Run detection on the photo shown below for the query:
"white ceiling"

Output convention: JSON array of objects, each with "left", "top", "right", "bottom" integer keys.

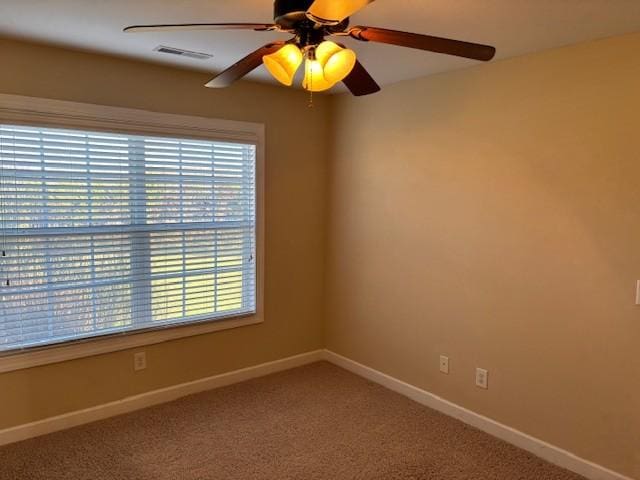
[{"left": 1, "top": 0, "right": 640, "bottom": 92}]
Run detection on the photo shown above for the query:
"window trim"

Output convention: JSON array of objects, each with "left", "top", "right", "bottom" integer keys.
[{"left": 0, "top": 94, "right": 265, "bottom": 373}]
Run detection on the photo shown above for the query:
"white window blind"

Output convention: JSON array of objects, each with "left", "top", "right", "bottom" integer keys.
[{"left": 0, "top": 123, "right": 256, "bottom": 353}]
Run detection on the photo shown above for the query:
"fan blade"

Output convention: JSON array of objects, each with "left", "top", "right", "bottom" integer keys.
[
  {"left": 307, "top": 0, "right": 375, "bottom": 23},
  {"left": 124, "top": 23, "right": 277, "bottom": 33},
  {"left": 349, "top": 26, "right": 496, "bottom": 61},
  {"left": 205, "top": 42, "right": 285, "bottom": 88},
  {"left": 342, "top": 60, "right": 381, "bottom": 96}
]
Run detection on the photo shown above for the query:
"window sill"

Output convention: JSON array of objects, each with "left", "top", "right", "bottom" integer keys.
[{"left": 0, "top": 314, "right": 263, "bottom": 374}]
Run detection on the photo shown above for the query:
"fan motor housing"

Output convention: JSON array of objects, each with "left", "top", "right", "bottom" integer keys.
[{"left": 274, "top": 0, "right": 315, "bottom": 28}]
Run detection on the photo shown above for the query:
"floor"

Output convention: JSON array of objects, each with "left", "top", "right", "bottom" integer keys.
[{"left": 0, "top": 362, "right": 585, "bottom": 480}]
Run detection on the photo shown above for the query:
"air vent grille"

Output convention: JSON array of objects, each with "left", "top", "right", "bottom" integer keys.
[{"left": 154, "top": 45, "right": 212, "bottom": 60}]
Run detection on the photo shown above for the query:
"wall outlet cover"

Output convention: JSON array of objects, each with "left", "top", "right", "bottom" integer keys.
[
  {"left": 133, "top": 352, "right": 147, "bottom": 371},
  {"left": 476, "top": 368, "right": 488, "bottom": 389},
  {"left": 439, "top": 355, "right": 450, "bottom": 374}
]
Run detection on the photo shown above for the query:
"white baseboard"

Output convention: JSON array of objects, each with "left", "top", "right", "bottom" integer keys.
[
  {"left": 0, "top": 349, "right": 324, "bottom": 447},
  {"left": 0, "top": 348, "right": 633, "bottom": 480},
  {"left": 323, "top": 350, "right": 634, "bottom": 480}
]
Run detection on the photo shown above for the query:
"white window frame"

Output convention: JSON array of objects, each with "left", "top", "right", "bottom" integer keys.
[{"left": 0, "top": 94, "right": 265, "bottom": 373}]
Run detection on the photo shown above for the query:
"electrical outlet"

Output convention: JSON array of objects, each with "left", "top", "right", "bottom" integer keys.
[
  {"left": 476, "top": 368, "right": 488, "bottom": 389},
  {"left": 439, "top": 355, "right": 450, "bottom": 374},
  {"left": 133, "top": 352, "right": 147, "bottom": 371}
]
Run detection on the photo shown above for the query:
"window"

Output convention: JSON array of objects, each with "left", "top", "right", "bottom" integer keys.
[{"left": 0, "top": 123, "right": 257, "bottom": 354}]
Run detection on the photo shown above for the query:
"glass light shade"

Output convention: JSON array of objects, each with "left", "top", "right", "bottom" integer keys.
[
  {"left": 263, "top": 44, "right": 303, "bottom": 86},
  {"left": 302, "top": 59, "right": 334, "bottom": 92},
  {"left": 307, "top": 0, "right": 372, "bottom": 24},
  {"left": 315, "top": 41, "right": 356, "bottom": 84}
]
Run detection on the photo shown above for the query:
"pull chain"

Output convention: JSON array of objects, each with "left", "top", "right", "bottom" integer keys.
[
  {"left": 307, "top": 50, "right": 314, "bottom": 109},
  {"left": 308, "top": 56, "right": 314, "bottom": 108}
]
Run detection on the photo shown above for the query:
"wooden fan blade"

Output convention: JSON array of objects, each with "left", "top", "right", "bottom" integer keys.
[
  {"left": 205, "top": 42, "right": 285, "bottom": 89},
  {"left": 349, "top": 26, "right": 496, "bottom": 61},
  {"left": 342, "top": 60, "right": 381, "bottom": 96},
  {"left": 124, "top": 23, "right": 277, "bottom": 33},
  {"left": 307, "top": 0, "right": 375, "bottom": 23}
]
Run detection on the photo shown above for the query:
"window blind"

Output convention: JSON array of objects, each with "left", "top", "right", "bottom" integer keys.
[{"left": 0, "top": 123, "right": 256, "bottom": 353}]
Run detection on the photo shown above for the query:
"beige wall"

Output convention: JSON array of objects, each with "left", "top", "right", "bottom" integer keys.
[
  {"left": 0, "top": 38, "right": 329, "bottom": 429},
  {"left": 1, "top": 30, "right": 639, "bottom": 479},
  {"left": 326, "top": 32, "right": 640, "bottom": 478}
]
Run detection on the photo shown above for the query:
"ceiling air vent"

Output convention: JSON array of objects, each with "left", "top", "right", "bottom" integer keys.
[{"left": 153, "top": 45, "right": 212, "bottom": 60}]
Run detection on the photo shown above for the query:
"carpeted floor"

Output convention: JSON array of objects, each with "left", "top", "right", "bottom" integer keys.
[{"left": 0, "top": 362, "right": 585, "bottom": 480}]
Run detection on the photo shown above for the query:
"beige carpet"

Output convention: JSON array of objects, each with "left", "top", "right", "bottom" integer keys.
[{"left": 0, "top": 362, "right": 585, "bottom": 480}]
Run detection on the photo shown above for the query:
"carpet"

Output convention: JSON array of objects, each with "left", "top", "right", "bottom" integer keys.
[{"left": 0, "top": 361, "right": 585, "bottom": 479}]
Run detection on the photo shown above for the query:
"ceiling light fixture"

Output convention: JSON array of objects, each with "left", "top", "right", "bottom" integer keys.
[{"left": 263, "top": 41, "right": 356, "bottom": 93}]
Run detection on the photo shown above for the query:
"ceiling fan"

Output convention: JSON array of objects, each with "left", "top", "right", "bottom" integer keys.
[{"left": 124, "top": 0, "right": 496, "bottom": 96}]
